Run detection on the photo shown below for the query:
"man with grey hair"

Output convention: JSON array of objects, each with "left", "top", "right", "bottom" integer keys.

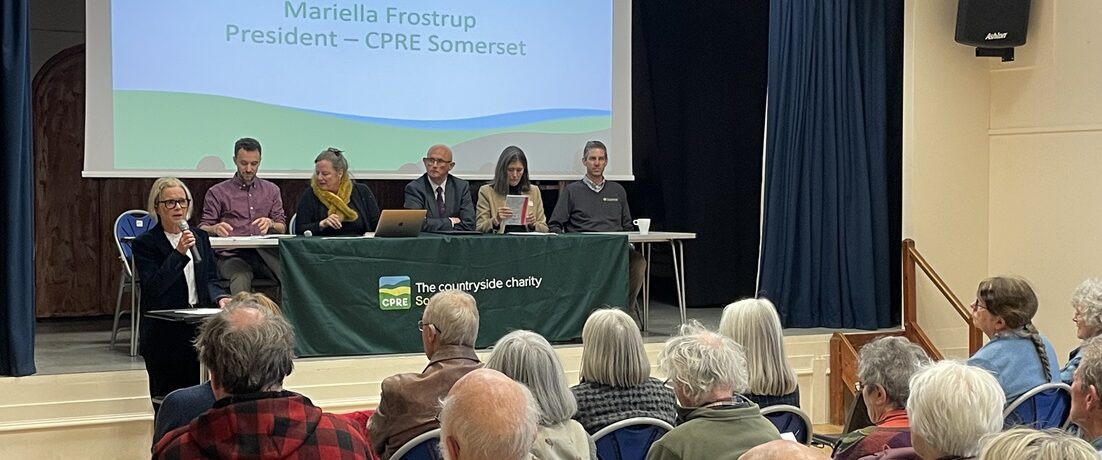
[
  {"left": 741, "top": 440, "right": 828, "bottom": 460},
  {"left": 647, "top": 322, "right": 780, "bottom": 460},
  {"left": 907, "top": 360, "right": 1005, "bottom": 460},
  {"left": 833, "top": 336, "right": 931, "bottom": 460},
  {"left": 368, "top": 289, "right": 482, "bottom": 459},
  {"left": 404, "top": 144, "right": 476, "bottom": 231},
  {"left": 153, "top": 305, "right": 368, "bottom": 459},
  {"left": 1069, "top": 335, "right": 1102, "bottom": 452},
  {"left": 440, "top": 368, "right": 540, "bottom": 460}
]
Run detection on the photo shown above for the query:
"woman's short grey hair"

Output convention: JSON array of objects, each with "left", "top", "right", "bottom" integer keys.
[
  {"left": 315, "top": 147, "right": 350, "bottom": 176},
  {"left": 978, "top": 428, "right": 1098, "bottom": 460},
  {"left": 719, "top": 298, "right": 798, "bottom": 396},
  {"left": 486, "top": 330, "right": 577, "bottom": 425},
  {"left": 423, "top": 290, "right": 479, "bottom": 347},
  {"left": 1072, "top": 278, "right": 1102, "bottom": 332},
  {"left": 657, "top": 321, "right": 749, "bottom": 406},
  {"left": 1077, "top": 336, "right": 1102, "bottom": 389},
  {"left": 146, "top": 177, "right": 193, "bottom": 222},
  {"left": 857, "top": 336, "right": 931, "bottom": 408},
  {"left": 908, "top": 360, "right": 1005, "bottom": 458},
  {"left": 579, "top": 308, "right": 651, "bottom": 387},
  {"left": 195, "top": 305, "right": 296, "bottom": 394}
]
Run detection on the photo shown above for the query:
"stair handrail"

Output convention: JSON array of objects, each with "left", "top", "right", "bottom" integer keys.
[{"left": 902, "top": 239, "right": 983, "bottom": 354}]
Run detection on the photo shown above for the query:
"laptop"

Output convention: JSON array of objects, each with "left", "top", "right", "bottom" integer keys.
[{"left": 374, "top": 209, "right": 426, "bottom": 237}]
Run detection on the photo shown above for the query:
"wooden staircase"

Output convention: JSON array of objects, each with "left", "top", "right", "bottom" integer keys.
[{"left": 827, "top": 239, "right": 984, "bottom": 425}]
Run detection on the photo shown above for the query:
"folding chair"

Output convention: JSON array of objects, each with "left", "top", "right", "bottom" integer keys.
[
  {"left": 591, "top": 417, "right": 673, "bottom": 460},
  {"left": 112, "top": 209, "right": 153, "bottom": 356},
  {"left": 1003, "top": 382, "right": 1072, "bottom": 429},
  {"left": 761, "top": 404, "right": 814, "bottom": 445},
  {"left": 391, "top": 428, "right": 442, "bottom": 460}
]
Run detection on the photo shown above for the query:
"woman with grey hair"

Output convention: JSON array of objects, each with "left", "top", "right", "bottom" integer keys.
[
  {"left": 486, "top": 330, "right": 596, "bottom": 460},
  {"left": 571, "top": 309, "right": 676, "bottom": 433},
  {"left": 1061, "top": 278, "right": 1102, "bottom": 384},
  {"left": 719, "top": 298, "right": 800, "bottom": 408},
  {"left": 908, "top": 360, "right": 1005, "bottom": 460},
  {"left": 646, "top": 322, "right": 780, "bottom": 460},
  {"left": 978, "top": 428, "right": 1097, "bottom": 460},
  {"left": 832, "top": 336, "right": 931, "bottom": 460}
]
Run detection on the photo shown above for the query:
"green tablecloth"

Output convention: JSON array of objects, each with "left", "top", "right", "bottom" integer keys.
[{"left": 280, "top": 233, "right": 629, "bottom": 356}]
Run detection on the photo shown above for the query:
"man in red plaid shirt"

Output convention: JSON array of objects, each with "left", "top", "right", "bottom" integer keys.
[{"left": 153, "top": 305, "right": 368, "bottom": 459}]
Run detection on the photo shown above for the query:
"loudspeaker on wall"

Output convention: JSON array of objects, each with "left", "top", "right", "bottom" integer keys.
[{"left": 955, "top": 0, "right": 1031, "bottom": 48}]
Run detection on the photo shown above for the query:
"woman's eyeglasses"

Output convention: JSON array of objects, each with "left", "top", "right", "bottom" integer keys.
[{"left": 158, "top": 198, "right": 191, "bottom": 209}]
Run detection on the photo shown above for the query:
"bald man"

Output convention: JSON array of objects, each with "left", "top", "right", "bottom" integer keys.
[
  {"left": 404, "top": 144, "right": 476, "bottom": 231},
  {"left": 741, "top": 440, "right": 828, "bottom": 460},
  {"left": 438, "top": 369, "right": 540, "bottom": 460}
]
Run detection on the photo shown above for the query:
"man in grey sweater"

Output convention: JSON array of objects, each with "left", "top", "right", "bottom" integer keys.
[{"left": 548, "top": 140, "right": 646, "bottom": 325}]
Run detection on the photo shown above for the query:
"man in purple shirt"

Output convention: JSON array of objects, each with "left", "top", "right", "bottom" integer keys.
[{"left": 199, "top": 138, "right": 286, "bottom": 294}]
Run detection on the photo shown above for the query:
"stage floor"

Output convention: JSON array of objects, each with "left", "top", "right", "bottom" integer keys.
[{"left": 34, "top": 301, "right": 864, "bottom": 375}]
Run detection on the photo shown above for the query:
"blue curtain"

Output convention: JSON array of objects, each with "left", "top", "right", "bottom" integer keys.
[
  {"left": 758, "top": 0, "right": 901, "bottom": 329},
  {"left": 0, "top": 0, "right": 36, "bottom": 376}
]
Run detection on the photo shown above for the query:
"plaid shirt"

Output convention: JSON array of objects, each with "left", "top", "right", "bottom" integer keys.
[{"left": 153, "top": 391, "right": 368, "bottom": 460}]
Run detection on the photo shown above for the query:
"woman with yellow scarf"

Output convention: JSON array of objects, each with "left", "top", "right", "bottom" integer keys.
[{"left": 294, "top": 148, "right": 381, "bottom": 236}]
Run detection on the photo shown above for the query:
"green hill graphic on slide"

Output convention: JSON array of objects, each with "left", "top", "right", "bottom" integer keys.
[{"left": 378, "top": 276, "right": 412, "bottom": 310}]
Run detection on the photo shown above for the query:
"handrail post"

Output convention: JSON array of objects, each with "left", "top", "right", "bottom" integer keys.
[{"left": 903, "top": 239, "right": 917, "bottom": 325}]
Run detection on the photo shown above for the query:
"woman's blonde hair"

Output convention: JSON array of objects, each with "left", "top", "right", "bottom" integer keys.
[
  {"left": 145, "top": 177, "right": 193, "bottom": 223},
  {"left": 718, "top": 298, "right": 797, "bottom": 396},
  {"left": 579, "top": 308, "right": 650, "bottom": 387},
  {"left": 979, "top": 428, "right": 1097, "bottom": 460}
]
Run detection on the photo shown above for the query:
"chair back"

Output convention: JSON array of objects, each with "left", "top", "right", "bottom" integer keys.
[
  {"left": 288, "top": 213, "right": 297, "bottom": 234},
  {"left": 391, "top": 427, "right": 443, "bottom": 460},
  {"left": 591, "top": 417, "right": 673, "bottom": 460},
  {"left": 114, "top": 210, "right": 154, "bottom": 277},
  {"left": 1003, "top": 382, "right": 1072, "bottom": 429},
  {"left": 760, "top": 404, "right": 813, "bottom": 445}
]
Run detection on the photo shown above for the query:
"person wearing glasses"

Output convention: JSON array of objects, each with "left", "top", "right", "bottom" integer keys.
[
  {"left": 294, "top": 147, "right": 381, "bottom": 236},
  {"left": 403, "top": 144, "right": 476, "bottom": 232},
  {"left": 367, "top": 289, "right": 482, "bottom": 459},
  {"left": 132, "top": 177, "right": 231, "bottom": 407},
  {"left": 1061, "top": 278, "right": 1102, "bottom": 385}
]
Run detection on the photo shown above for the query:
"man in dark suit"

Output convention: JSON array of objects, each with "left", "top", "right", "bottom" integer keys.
[{"left": 404, "top": 144, "right": 476, "bottom": 231}]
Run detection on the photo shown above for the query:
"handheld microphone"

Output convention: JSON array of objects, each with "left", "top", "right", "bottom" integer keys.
[{"left": 177, "top": 220, "right": 203, "bottom": 263}]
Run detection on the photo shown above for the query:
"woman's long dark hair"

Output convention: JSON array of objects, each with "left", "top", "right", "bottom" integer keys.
[
  {"left": 978, "top": 276, "right": 1050, "bottom": 380},
  {"left": 490, "top": 146, "right": 531, "bottom": 196}
]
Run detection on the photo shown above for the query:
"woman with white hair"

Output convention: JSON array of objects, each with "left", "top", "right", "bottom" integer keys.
[
  {"left": 832, "top": 336, "right": 931, "bottom": 460},
  {"left": 908, "top": 360, "right": 1005, "bottom": 460},
  {"left": 719, "top": 298, "right": 800, "bottom": 408},
  {"left": 646, "top": 322, "right": 780, "bottom": 460},
  {"left": 1061, "top": 278, "right": 1102, "bottom": 384},
  {"left": 571, "top": 309, "right": 677, "bottom": 433},
  {"left": 978, "top": 428, "right": 1097, "bottom": 460},
  {"left": 486, "top": 330, "right": 596, "bottom": 460}
]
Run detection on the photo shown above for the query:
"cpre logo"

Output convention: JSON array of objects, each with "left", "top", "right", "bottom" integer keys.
[{"left": 379, "top": 276, "right": 412, "bottom": 310}]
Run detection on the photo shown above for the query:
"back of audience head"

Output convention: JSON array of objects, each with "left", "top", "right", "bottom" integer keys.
[
  {"left": 1070, "top": 336, "right": 1102, "bottom": 437},
  {"left": 486, "top": 330, "right": 577, "bottom": 425},
  {"left": 196, "top": 305, "right": 295, "bottom": 397},
  {"left": 907, "top": 360, "right": 1004, "bottom": 459},
  {"left": 658, "top": 321, "right": 748, "bottom": 406},
  {"left": 719, "top": 298, "right": 797, "bottom": 396},
  {"left": 579, "top": 308, "right": 650, "bottom": 387},
  {"left": 978, "top": 428, "right": 1097, "bottom": 460},
  {"left": 439, "top": 368, "right": 539, "bottom": 460},
  {"left": 857, "top": 336, "right": 931, "bottom": 418},
  {"left": 741, "top": 439, "right": 828, "bottom": 460},
  {"left": 227, "top": 291, "right": 281, "bottom": 316},
  {"left": 421, "top": 289, "right": 479, "bottom": 350}
]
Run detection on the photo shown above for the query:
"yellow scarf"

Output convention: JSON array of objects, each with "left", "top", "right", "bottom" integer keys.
[{"left": 310, "top": 175, "right": 359, "bottom": 222}]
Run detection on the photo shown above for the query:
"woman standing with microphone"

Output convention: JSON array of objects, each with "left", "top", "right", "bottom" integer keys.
[{"left": 132, "top": 177, "right": 230, "bottom": 408}]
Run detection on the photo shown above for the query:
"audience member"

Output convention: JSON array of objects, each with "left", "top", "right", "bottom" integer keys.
[
  {"left": 718, "top": 298, "right": 800, "bottom": 408},
  {"left": 295, "top": 147, "right": 381, "bottom": 236},
  {"left": 133, "top": 177, "right": 231, "bottom": 405},
  {"left": 151, "top": 292, "right": 282, "bottom": 446},
  {"left": 966, "top": 276, "right": 1060, "bottom": 401},
  {"left": 646, "top": 322, "right": 780, "bottom": 460},
  {"left": 367, "top": 290, "right": 482, "bottom": 459},
  {"left": 404, "top": 144, "right": 476, "bottom": 231},
  {"left": 475, "top": 145, "right": 548, "bottom": 233},
  {"left": 152, "top": 305, "right": 367, "bottom": 458},
  {"left": 1069, "top": 336, "right": 1102, "bottom": 453},
  {"left": 1062, "top": 278, "right": 1102, "bottom": 384},
  {"left": 547, "top": 141, "right": 646, "bottom": 323},
  {"left": 978, "top": 428, "right": 1096, "bottom": 460},
  {"left": 742, "top": 440, "right": 829, "bottom": 460},
  {"left": 486, "top": 330, "right": 595, "bottom": 460},
  {"left": 571, "top": 308, "right": 676, "bottom": 433},
  {"left": 199, "top": 137, "right": 285, "bottom": 294},
  {"left": 439, "top": 368, "right": 540, "bottom": 460},
  {"left": 907, "top": 360, "right": 1004, "bottom": 460},
  {"left": 832, "top": 336, "right": 931, "bottom": 460}
]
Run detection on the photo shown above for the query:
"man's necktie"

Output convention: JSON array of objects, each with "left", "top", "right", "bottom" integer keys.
[{"left": 435, "top": 186, "right": 446, "bottom": 218}]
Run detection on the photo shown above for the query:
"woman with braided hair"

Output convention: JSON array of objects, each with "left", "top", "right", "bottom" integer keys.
[{"left": 967, "top": 276, "right": 1061, "bottom": 401}]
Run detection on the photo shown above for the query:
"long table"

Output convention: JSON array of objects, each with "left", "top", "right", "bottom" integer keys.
[{"left": 272, "top": 233, "right": 629, "bottom": 356}]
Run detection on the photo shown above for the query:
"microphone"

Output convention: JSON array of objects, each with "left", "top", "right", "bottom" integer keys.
[{"left": 177, "top": 220, "right": 203, "bottom": 263}]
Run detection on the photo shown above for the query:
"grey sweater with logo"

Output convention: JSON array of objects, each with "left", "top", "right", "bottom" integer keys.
[{"left": 548, "top": 180, "right": 633, "bottom": 233}]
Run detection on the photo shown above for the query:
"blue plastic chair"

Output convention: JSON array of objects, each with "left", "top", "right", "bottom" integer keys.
[
  {"left": 591, "top": 417, "right": 673, "bottom": 460},
  {"left": 1003, "top": 382, "right": 1072, "bottom": 429},
  {"left": 111, "top": 210, "right": 154, "bottom": 356},
  {"left": 761, "top": 404, "right": 813, "bottom": 445},
  {"left": 391, "top": 428, "right": 443, "bottom": 460}
]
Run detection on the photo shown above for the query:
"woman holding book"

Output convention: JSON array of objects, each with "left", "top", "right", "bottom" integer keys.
[{"left": 476, "top": 145, "right": 548, "bottom": 233}]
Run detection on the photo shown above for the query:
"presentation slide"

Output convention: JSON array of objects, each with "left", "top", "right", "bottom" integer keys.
[{"left": 85, "top": 0, "right": 633, "bottom": 180}]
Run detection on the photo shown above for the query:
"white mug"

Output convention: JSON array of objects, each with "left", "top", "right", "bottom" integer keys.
[{"left": 633, "top": 218, "right": 651, "bottom": 235}]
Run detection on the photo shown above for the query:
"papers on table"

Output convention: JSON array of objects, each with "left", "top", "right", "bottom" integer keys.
[
  {"left": 177, "top": 308, "right": 222, "bottom": 315},
  {"left": 507, "top": 232, "right": 555, "bottom": 236}
]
